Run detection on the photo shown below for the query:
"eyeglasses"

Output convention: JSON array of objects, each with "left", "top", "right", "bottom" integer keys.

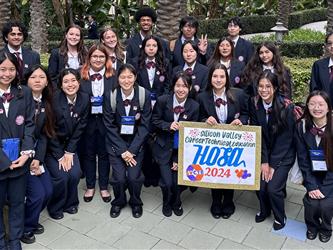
[{"left": 91, "top": 55, "right": 106, "bottom": 60}]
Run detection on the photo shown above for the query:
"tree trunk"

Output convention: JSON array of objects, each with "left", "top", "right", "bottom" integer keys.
[
  {"left": 30, "top": 0, "right": 49, "bottom": 53},
  {"left": 156, "top": 0, "right": 182, "bottom": 41},
  {"left": 0, "top": 0, "right": 11, "bottom": 49},
  {"left": 278, "top": 0, "right": 290, "bottom": 28},
  {"left": 327, "top": 0, "right": 333, "bottom": 34},
  {"left": 52, "top": 0, "right": 65, "bottom": 29},
  {"left": 208, "top": 0, "right": 220, "bottom": 19},
  {"left": 66, "top": 0, "right": 74, "bottom": 25},
  {"left": 180, "top": 0, "right": 187, "bottom": 17}
]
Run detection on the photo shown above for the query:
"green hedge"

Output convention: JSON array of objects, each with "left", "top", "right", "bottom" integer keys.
[
  {"left": 284, "top": 57, "right": 317, "bottom": 103},
  {"left": 199, "top": 8, "right": 326, "bottom": 39}
]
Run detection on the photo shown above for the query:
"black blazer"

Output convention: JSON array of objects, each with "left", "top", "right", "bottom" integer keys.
[
  {"left": 171, "top": 37, "right": 214, "bottom": 68},
  {"left": 310, "top": 57, "right": 333, "bottom": 105},
  {"left": 234, "top": 37, "right": 254, "bottom": 65},
  {"left": 197, "top": 88, "right": 249, "bottom": 125},
  {"left": 229, "top": 59, "right": 245, "bottom": 87},
  {"left": 48, "top": 90, "right": 89, "bottom": 160},
  {"left": 79, "top": 75, "right": 116, "bottom": 134},
  {"left": 0, "top": 85, "right": 35, "bottom": 179},
  {"left": 48, "top": 48, "right": 66, "bottom": 87},
  {"left": 103, "top": 85, "right": 152, "bottom": 156},
  {"left": 3, "top": 45, "right": 40, "bottom": 79},
  {"left": 295, "top": 120, "right": 333, "bottom": 197},
  {"left": 152, "top": 94, "right": 199, "bottom": 162},
  {"left": 132, "top": 58, "right": 171, "bottom": 96},
  {"left": 249, "top": 95, "right": 295, "bottom": 169},
  {"left": 126, "top": 33, "right": 170, "bottom": 61},
  {"left": 33, "top": 99, "right": 48, "bottom": 163},
  {"left": 172, "top": 62, "right": 208, "bottom": 93}
]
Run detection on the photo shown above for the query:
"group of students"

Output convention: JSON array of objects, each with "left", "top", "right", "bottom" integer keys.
[{"left": 1, "top": 5, "right": 333, "bottom": 249}]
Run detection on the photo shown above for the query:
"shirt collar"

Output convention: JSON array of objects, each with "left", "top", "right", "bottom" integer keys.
[
  {"left": 231, "top": 36, "right": 239, "bottom": 46},
  {"left": 121, "top": 88, "right": 134, "bottom": 101},
  {"left": 181, "top": 35, "right": 195, "bottom": 44},
  {"left": 173, "top": 94, "right": 186, "bottom": 107},
  {"left": 263, "top": 65, "right": 274, "bottom": 72},
  {"left": 7, "top": 44, "right": 22, "bottom": 54},
  {"left": 262, "top": 100, "right": 272, "bottom": 110},
  {"left": 33, "top": 94, "right": 42, "bottom": 102},
  {"left": 213, "top": 89, "right": 226, "bottom": 100},
  {"left": 67, "top": 95, "right": 77, "bottom": 105},
  {"left": 145, "top": 58, "right": 156, "bottom": 63},
  {"left": 329, "top": 58, "right": 333, "bottom": 68},
  {"left": 89, "top": 67, "right": 106, "bottom": 77},
  {"left": 0, "top": 85, "right": 11, "bottom": 96},
  {"left": 183, "top": 61, "right": 196, "bottom": 71}
]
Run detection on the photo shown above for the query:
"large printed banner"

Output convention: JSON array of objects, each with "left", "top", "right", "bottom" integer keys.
[{"left": 178, "top": 122, "right": 261, "bottom": 190}]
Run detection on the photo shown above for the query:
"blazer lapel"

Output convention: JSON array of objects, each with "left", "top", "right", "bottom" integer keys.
[
  {"left": 60, "top": 92, "right": 73, "bottom": 133},
  {"left": 179, "top": 98, "right": 191, "bottom": 122},
  {"left": 207, "top": 91, "right": 219, "bottom": 122},
  {"left": 303, "top": 130, "right": 320, "bottom": 150},
  {"left": 116, "top": 88, "right": 126, "bottom": 116},
  {"left": 0, "top": 100, "right": 11, "bottom": 137},
  {"left": 166, "top": 95, "right": 175, "bottom": 121}
]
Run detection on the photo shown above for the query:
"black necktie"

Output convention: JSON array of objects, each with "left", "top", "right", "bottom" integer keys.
[
  {"left": 185, "top": 68, "right": 193, "bottom": 76},
  {"left": 13, "top": 52, "right": 23, "bottom": 79},
  {"left": 123, "top": 99, "right": 131, "bottom": 107}
]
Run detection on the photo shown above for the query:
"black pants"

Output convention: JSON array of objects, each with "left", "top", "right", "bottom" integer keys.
[
  {"left": 142, "top": 137, "right": 160, "bottom": 186},
  {"left": 82, "top": 129, "right": 110, "bottom": 190},
  {"left": 109, "top": 150, "right": 145, "bottom": 207},
  {"left": 46, "top": 154, "right": 81, "bottom": 217},
  {"left": 159, "top": 163, "right": 181, "bottom": 209},
  {"left": 257, "top": 164, "right": 291, "bottom": 224},
  {"left": 211, "top": 189, "right": 235, "bottom": 214},
  {"left": 0, "top": 174, "right": 26, "bottom": 250},
  {"left": 303, "top": 195, "right": 333, "bottom": 236}
]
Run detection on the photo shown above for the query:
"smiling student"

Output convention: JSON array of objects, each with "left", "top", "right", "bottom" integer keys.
[
  {"left": 197, "top": 62, "right": 249, "bottom": 219},
  {"left": 0, "top": 51, "right": 35, "bottom": 250},
  {"left": 152, "top": 71, "right": 199, "bottom": 217},
  {"left": 249, "top": 70, "right": 295, "bottom": 230},
  {"left": 295, "top": 91, "right": 333, "bottom": 243},
  {"left": 48, "top": 25, "right": 88, "bottom": 87}
]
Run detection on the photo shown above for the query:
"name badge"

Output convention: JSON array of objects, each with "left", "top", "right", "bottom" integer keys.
[
  {"left": 173, "top": 131, "right": 179, "bottom": 149},
  {"left": 91, "top": 96, "right": 103, "bottom": 114},
  {"left": 150, "top": 92, "right": 157, "bottom": 108},
  {"left": 2, "top": 138, "right": 20, "bottom": 161},
  {"left": 120, "top": 116, "right": 135, "bottom": 135},
  {"left": 310, "top": 150, "right": 327, "bottom": 171}
]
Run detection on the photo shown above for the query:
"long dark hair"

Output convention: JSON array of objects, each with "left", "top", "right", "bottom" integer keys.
[
  {"left": 25, "top": 65, "right": 56, "bottom": 138},
  {"left": 59, "top": 24, "right": 88, "bottom": 68},
  {"left": 208, "top": 37, "right": 235, "bottom": 66},
  {"left": 241, "top": 42, "right": 290, "bottom": 97},
  {"left": 257, "top": 70, "right": 288, "bottom": 134},
  {"left": 138, "top": 35, "right": 167, "bottom": 75},
  {"left": 58, "top": 68, "right": 81, "bottom": 89},
  {"left": 302, "top": 90, "right": 333, "bottom": 171},
  {"left": 206, "top": 62, "right": 235, "bottom": 103}
]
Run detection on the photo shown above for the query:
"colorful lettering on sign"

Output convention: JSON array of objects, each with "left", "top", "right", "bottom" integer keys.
[
  {"left": 192, "top": 145, "right": 246, "bottom": 168},
  {"left": 186, "top": 164, "right": 204, "bottom": 181}
]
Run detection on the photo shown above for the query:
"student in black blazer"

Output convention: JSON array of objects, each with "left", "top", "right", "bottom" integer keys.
[
  {"left": 132, "top": 35, "right": 171, "bottom": 187},
  {"left": 172, "top": 41, "right": 208, "bottom": 94},
  {"left": 126, "top": 6, "right": 170, "bottom": 61},
  {"left": 100, "top": 26, "right": 126, "bottom": 72},
  {"left": 310, "top": 33, "right": 333, "bottom": 106},
  {"left": 21, "top": 65, "right": 55, "bottom": 244},
  {"left": 171, "top": 16, "right": 213, "bottom": 67},
  {"left": 152, "top": 71, "right": 199, "bottom": 217},
  {"left": 241, "top": 42, "right": 292, "bottom": 98},
  {"left": 227, "top": 17, "right": 254, "bottom": 65},
  {"left": 208, "top": 37, "right": 245, "bottom": 87},
  {"left": 295, "top": 91, "right": 333, "bottom": 243},
  {"left": 46, "top": 69, "right": 89, "bottom": 220},
  {"left": 48, "top": 25, "right": 88, "bottom": 87},
  {"left": 197, "top": 62, "right": 249, "bottom": 219},
  {"left": 103, "top": 64, "right": 152, "bottom": 219},
  {"left": 79, "top": 44, "right": 116, "bottom": 203},
  {"left": 1, "top": 21, "right": 40, "bottom": 82},
  {"left": 0, "top": 51, "right": 35, "bottom": 250},
  {"left": 249, "top": 70, "right": 296, "bottom": 230}
]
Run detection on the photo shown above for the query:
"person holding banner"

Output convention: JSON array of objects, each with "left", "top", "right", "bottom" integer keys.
[
  {"left": 0, "top": 51, "right": 35, "bottom": 250},
  {"left": 103, "top": 64, "right": 152, "bottom": 218},
  {"left": 249, "top": 70, "right": 295, "bottom": 230},
  {"left": 197, "top": 62, "right": 249, "bottom": 219},
  {"left": 152, "top": 71, "right": 199, "bottom": 217},
  {"left": 295, "top": 91, "right": 333, "bottom": 243}
]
